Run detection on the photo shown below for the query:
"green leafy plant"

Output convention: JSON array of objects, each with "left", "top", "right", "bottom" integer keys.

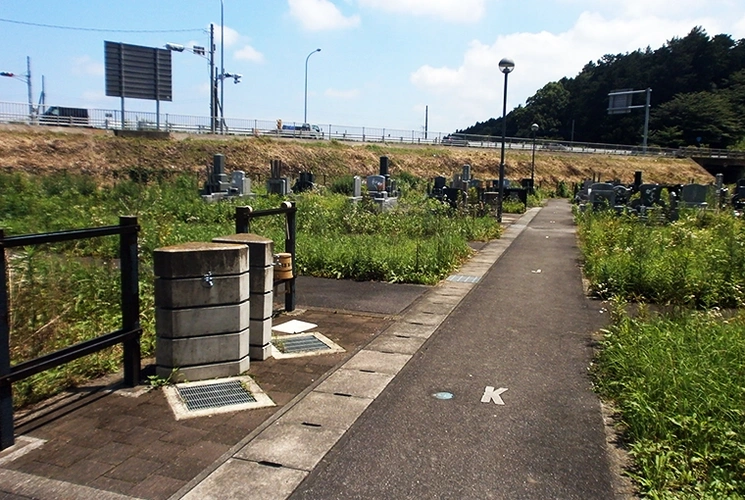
[{"left": 147, "top": 368, "right": 179, "bottom": 389}]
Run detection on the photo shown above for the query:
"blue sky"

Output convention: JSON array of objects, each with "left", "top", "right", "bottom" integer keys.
[{"left": 2, "top": 0, "right": 745, "bottom": 134}]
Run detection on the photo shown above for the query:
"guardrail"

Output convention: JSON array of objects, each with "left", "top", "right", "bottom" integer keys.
[
  {"left": 0, "top": 217, "right": 141, "bottom": 450},
  {"left": 2, "top": 100, "right": 745, "bottom": 160}
]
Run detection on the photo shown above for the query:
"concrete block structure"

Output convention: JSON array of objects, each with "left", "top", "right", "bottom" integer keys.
[
  {"left": 213, "top": 233, "right": 275, "bottom": 361},
  {"left": 154, "top": 242, "right": 250, "bottom": 382}
]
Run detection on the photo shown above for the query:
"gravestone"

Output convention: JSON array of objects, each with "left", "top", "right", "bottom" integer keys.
[
  {"left": 589, "top": 183, "right": 616, "bottom": 209},
  {"left": 575, "top": 179, "right": 594, "bottom": 203},
  {"left": 231, "top": 170, "right": 251, "bottom": 196},
  {"left": 267, "top": 159, "right": 291, "bottom": 195},
  {"left": 679, "top": 184, "right": 710, "bottom": 208},
  {"left": 732, "top": 179, "right": 745, "bottom": 209},
  {"left": 366, "top": 175, "right": 387, "bottom": 196},
  {"left": 639, "top": 184, "right": 662, "bottom": 207},
  {"left": 201, "top": 154, "right": 232, "bottom": 200},
  {"left": 293, "top": 172, "right": 315, "bottom": 193}
]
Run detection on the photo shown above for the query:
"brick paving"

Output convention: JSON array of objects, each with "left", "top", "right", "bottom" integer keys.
[{"left": 0, "top": 306, "right": 403, "bottom": 499}]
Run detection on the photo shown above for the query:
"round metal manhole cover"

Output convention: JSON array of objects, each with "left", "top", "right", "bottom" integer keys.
[{"left": 432, "top": 391, "right": 454, "bottom": 400}]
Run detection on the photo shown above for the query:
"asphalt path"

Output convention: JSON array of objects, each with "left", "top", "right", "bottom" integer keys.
[{"left": 289, "top": 199, "right": 615, "bottom": 499}]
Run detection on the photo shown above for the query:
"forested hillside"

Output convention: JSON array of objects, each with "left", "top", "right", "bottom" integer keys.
[{"left": 460, "top": 27, "right": 745, "bottom": 150}]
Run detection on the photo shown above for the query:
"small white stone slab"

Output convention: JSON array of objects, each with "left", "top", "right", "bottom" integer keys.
[{"left": 271, "top": 319, "right": 318, "bottom": 334}]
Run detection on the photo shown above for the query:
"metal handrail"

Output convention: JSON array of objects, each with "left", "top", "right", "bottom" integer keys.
[{"left": 0, "top": 216, "right": 141, "bottom": 450}]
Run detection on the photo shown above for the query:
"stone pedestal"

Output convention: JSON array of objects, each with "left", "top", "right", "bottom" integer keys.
[
  {"left": 154, "top": 242, "right": 249, "bottom": 382},
  {"left": 213, "top": 234, "right": 275, "bottom": 360}
]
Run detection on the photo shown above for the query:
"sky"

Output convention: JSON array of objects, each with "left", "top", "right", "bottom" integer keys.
[{"left": 1, "top": 0, "right": 745, "bottom": 135}]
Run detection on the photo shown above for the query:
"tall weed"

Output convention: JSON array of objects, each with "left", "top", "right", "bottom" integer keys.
[
  {"left": 0, "top": 171, "right": 501, "bottom": 407},
  {"left": 595, "top": 309, "right": 745, "bottom": 498}
]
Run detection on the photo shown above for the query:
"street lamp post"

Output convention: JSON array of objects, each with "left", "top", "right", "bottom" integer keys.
[
  {"left": 497, "top": 58, "right": 515, "bottom": 223},
  {"left": 166, "top": 41, "right": 212, "bottom": 132},
  {"left": 304, "top": 48, "right": 321, "bottom": 124},
  {"left": 531, "top": 123, "right": 539, "bottom": 193}
]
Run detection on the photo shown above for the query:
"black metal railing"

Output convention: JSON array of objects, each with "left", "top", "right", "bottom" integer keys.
[
  {"left": 235, "top": 203, "right": 297, "bottom": 312},
  {"left": 0, "top": 216, "right": 141, "bottom": 450}
]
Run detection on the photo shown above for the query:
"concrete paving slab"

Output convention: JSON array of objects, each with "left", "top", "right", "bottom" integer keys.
[
  {"left": 342, "top": 349, "right": 411, "bottom": 374},
  {"left": 404, "top": 301, "right": 458, "bottom": 316},
  {"left": 234, "top": 422, "right": 345, "bottom": 471},
  {"left": 366, "top": 333, "right": 426, "bottom": 355},
  {"left": 277, "top": 392, "right": 372, "bottom": 430},
  {"left": 181, "top": 458, "right": 307, "bottom": 500},
  {"left": 383, "top": 321, "right": 438, "bottom": 338},
  {"left": 314, "top": 368, "right": 394, "bottom": 399},
  {"left": 400, "top": 310, "right": 447, "bottom": 327}
]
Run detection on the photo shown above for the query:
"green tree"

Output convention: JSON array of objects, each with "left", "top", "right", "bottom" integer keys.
[
  {"left": 650, "top": 91, "right": 740, "bottom": 148},
  {"left": 516, "top": 82, "right": 569, "bottom": 137}
]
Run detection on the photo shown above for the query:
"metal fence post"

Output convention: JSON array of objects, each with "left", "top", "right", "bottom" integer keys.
[
  {"left": 284, "top": 202, "right": 297, "bottom": 312},
  {"left": 0, "top": 229, "right": 13, "bottom": 450},
  {"left": 120, "top": 217, "right": 140, "bottom": 387},
  {"left": 235, "top": 206, "right": 252, "bottom": 234}
]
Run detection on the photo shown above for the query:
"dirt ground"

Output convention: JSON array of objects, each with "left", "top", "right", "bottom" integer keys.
[{"left": 0, "top": 124, "right": 713, "bottom": 186}]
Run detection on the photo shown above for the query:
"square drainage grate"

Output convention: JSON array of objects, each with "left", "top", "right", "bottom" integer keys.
[
  {"left": 274, "top": 335, "right": 331, "bottom": 354},
  {"left": 177, "top": 380, "right": 256, "bottom": 411},
  {"left": 446, "top": 274, "right": 481, "bottom": 283}
]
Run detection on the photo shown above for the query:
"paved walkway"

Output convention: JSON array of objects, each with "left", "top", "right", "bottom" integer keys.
[
  {"left": 179, "top": 200, "right": 622, "bottom": 499},
  {"left": 0, "top": 200, "right": 629, "bottom": 499}
]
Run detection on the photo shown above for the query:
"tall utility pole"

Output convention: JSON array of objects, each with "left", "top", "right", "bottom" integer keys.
[
  {"left": 38, "top": 75, "right": 46, "bottom": 112},
  {"left": 220, "top": 0, "right": 225, "bottom": 134},
  {"left": 425, "top": 105, "right": 428, "bottom": 140},
  {"left": 210, "top": 24, "right": 216, "bottom": 134},
  {"left": 25, "top": 57, "right": 33, "bottom": 119}
]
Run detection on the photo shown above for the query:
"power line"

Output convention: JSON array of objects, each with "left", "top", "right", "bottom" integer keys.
[{"left": 0, "top": 17, "right": 204, "bottom": 34}]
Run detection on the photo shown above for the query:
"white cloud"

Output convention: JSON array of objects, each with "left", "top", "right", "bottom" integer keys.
[
  {"left": 734, "top": 13, "right": 745, "bottom": 38},
  {"left": 358, "top": 0, "right": 486, "bottom": 23},
  {"left": 72, "top": 56, "right": 103, "bottom": 77},
  {"left": 217, "top": 26, "right": 242, "bottom": 47},
  {"left": 411, "top": 10, "right": 728, "bottom": 128},
  {"left": 235, "top": 45, "right": 264, "bottom": 63},
  {"left": 583, "top": 0, "right": 720, "bottom": 19},
  {"left": 325, "top": 88, "right": 361, "bottom": 99},
  {"left": 289, "top": 0, "right": 361, "bottom": 31}
]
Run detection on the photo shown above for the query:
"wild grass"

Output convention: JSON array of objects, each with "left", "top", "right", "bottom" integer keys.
[
  {"left": 578, "top": 211, "right": 745, "bottom": 498},
  {"left": 0, "top": 171, "right": 501, "bottom": 407},
  {"left": 594, "top": 302, "right": 745, "bottom": 498},
  {"left": 577, "top": 209, "right": 745, "bottom": 308}
]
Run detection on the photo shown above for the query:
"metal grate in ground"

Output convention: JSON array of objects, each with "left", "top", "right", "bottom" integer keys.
[
  {"left": 446, "top": 274, "right": 481, "bottom": 283},
  {"left": 273, "top": 335, "right": 331, "bottom": 354},
  {"left": 177, "top": 380, "right": 256, "bottom": 411},
  {"left": 271, "top": 332, "right": 345, "bottom": 359}
]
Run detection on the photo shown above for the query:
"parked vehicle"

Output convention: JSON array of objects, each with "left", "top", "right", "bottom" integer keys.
[
  {"left": 39, "top": 106, "right": 89, "bottom": 126},
  {"left": 441, "top": 135, "right": 468, "bottom": 146},
  {"left": 275, "top": 123, "right": 324, "bottom": 139}
]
